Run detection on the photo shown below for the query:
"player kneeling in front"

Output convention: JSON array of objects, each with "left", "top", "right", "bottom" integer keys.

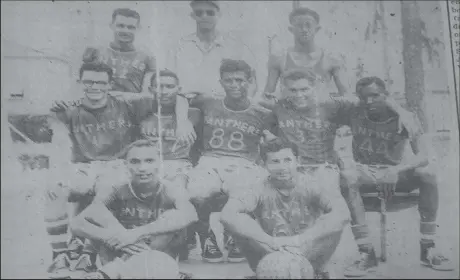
[
  {"left": 221, "top": 137, "right": 350, "bottom": 279},
  {"left": 341, "top": 77, "right": 454, "bottom": 277},
  {"left": 69, "top": 140, "right": 198, "bottom": 278}
]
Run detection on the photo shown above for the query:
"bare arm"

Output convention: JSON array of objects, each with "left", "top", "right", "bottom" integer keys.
[
  {"left": 70, "top": 200, "right": 124, "bottom": 242},
  {"left": 221, "top": 190, "right": 275, "bottom": 250},
  {"left": 133, "top": 179, "right": 198, "bottom": 238},
  {"left": 395, "top": 130, "right": 431, "bottom": 173},
  {"left": 262, "top": 53, "right": 282, "bottom": 97}
]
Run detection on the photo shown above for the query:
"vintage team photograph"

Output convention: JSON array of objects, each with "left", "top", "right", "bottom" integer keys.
[{"left": 1, "top": 1, "right": 459, "bottom": 279}]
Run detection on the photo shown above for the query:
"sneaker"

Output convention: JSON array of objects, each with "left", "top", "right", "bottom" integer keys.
[
  {"left": 420, "top": 241, "right": 455, "bottom": 271},
  {"left": 67, "top": 237, "right": 85, "bottom": 260},
  {"left": 343, "top": 249, "right": 378, "bottom": 277},
  {"left": 202, "top": 231, "right": 224, "bottom": 263},
  {"left": 70, "top": 253, "right": 98, "bottom": 273},
  {"left": 83, "top": 271, "right": 110, "bottom": 279},
  {"left": 47, "top": 253, "right": 72, "bottom": 279},
  {"left": 179, "top": 271, "right": 194, "bottom": 279},
  {"left": 226, "top": 236, "right": 246, "bottom": 263},
  {"left": 314, "top": 271, "right": 331, "bottom": 279}
]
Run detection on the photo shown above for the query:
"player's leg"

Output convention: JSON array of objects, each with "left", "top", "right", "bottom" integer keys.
[
  {"left": 84, "top": 250, "right": 181, "bottom": 279},
  {"left": 397, "top": 166, "right": 454, "bottom": 271},
  {"left": 220, "top": 159, "right": 269, "bottom": 263},
  {"left": 340, "top": 164, "right": 379, "bottom": 277},
  {"left": 186, "top": 156, "right": 225, "bottom": 262}
]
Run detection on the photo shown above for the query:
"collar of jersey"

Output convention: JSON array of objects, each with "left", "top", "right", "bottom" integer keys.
[
  {"left": 183, "top": 32, "right": 225, "bottom": 52},
  {"left": 109, "top": 41, "right": 136, "bottom": 52},
  {"left": 222, "top": 98, "right": 251, "bottom": 113},
  {"left": 128, "top": 180, "right": 163, "bottom": 202}
]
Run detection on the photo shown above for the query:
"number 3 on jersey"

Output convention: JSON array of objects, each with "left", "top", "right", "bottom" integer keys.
[{"left": 209, "top": 128, "right": 245, "bottom": 151}]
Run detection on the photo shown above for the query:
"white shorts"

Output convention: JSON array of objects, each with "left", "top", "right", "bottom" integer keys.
[
  {"left": 187, "top": 156, "right": 268, "bottom": 201},
  {"left": 298, "top": 163, "right": 341, "bottom": 195},
  {"left": 49, "top": 160, "right": 128, "bottom": 197},
  {"left": 161, "top": 159, "right": 193, "bottom": 180}
]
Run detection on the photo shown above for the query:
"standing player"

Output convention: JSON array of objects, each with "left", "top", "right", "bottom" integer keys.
[
  {"left": 340, "top": 77, "right": 454, "bottom": 277},
  {"left": 83, "top": 8, "right": 155, "bottom": 93},
  {"left": 171, "top": 0, "right": 258, "bottom": 98},
  {"left": 140, "top": 69, "right": 202, "bottom": 258},
  {"left": 262, "top": 7, "right": 349, "bottom": 100},
  {"left": 45, "top": 62, "right": 158, "bottom": 277},
  {"left": 69, "top": 140, "right": 198, "bottom": 268},
  {"left": 175, "top": 59, "right": 276, "bottom": 263},
  {"left": 221, "top": 137, "right": 350, "bottom": 279}
]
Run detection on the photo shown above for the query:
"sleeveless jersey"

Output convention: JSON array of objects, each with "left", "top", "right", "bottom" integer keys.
[
  {"left": 191, "top": 95, "right": 275, "bottom": 162},
  {"left": 274, "top": 47, "right": 343, "bottom": 88},
  {"left": 251, "top": 177, "right": 331, "bottom": 237},
  {"left": 97, "top": 46, "right": 156, "bottom": 93},
  {"left": 61, "top": 95, "right": 156, "bottom": 163},
  {"left": 350, "top": 107, "right": 415, "bottom": 166},
  {"left": 273, "top": 100, "right": 351, "bottom": 165},
  {"left": 140, "top": 108, "right": 201, "bottom": 161}
]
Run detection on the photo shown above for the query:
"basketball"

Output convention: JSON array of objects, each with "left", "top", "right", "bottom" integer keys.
[
  {"left": 121, "top": 250, "right": 179, "bottom": 279},
  {"left": 256, "top": 251, "right": 314, "bottom": 279}
]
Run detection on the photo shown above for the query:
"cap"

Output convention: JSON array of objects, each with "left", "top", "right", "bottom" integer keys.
[{"left": 190, "top": 0, "right": 220, "bottom": 10}]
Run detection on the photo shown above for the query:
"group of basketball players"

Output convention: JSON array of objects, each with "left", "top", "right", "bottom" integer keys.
[{"left": 42, "top": 1, "right": 453, "bottom": 279}]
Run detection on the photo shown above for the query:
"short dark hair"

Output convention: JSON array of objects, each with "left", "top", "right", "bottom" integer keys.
[
  {"left": 112, "top": 8, "right": 141, "bottom": 24},
  {"left": 122, "top": 139, "right": 160, "bottom": 159},
  {"left": 289, "top": 7, "right": 320, "bottom": 25},
  {"left": 79, "top": 62, "right": 113, "bottom": 81},
  {"left": 355, "top": 76, "right": 389, "bottom": 96},
  {"left": 219, "top": 59, "right": 252, "bottom": 79},
  {"left": 150, "top": 69, "right": 180, "bottom": 87},
  {"left": 260, "top": 137, "right": 298, "bottom": 162},
  {"left": 282, "top": 68, "right": 319, "bottom": 86}
]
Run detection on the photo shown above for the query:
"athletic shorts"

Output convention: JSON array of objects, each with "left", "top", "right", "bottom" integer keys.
[
  {"left": 186, "top": 156, "right": 268, "bottom": 203},
  {"left": 161, "top": 159, "right": 192, "bottom": 181},
  {"left": 49, "top": 160, "right": 128, "bottom": 202},
  {"left": 297, "top": 163, "right": 341, "bottom": 196},
  {"left": 349, "top": 163, "right": 423, "bottom": 194}
]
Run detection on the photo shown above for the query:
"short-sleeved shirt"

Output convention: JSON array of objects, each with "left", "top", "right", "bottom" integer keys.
[
  {"left": 56, "top": 94, "right": 156, "bottom": 163},
  {"left": 190, "top": 95, "right": 276, "bottom": 162},
  {"left": 96, "top": 44, "right": 156, "bottom": 93},
  {"left": 171, "top": 33, "right": 258, "bottom": 97},
  {"left": 349, "top": 107, "right": 422, "bottom": 166},
  {"left": 272, "top": 98, "right": 354, "bottom": 165},
  {"left": 269, "top": 47, "right": 344, "bottom": 92},
  {"left": 140, "top": 108, "right": 202, "bottom": 161},
  {"left": 233, "top": 176, "right": 332, "bottom": 237},
  {"left": 94, "top": 179, "right": 176, "bottom": 230}
]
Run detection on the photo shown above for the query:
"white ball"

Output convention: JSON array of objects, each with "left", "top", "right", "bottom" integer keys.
[
  {"left": 121, "top": 250, "right": 179, "bottom": 279},
  {"left": 256, "top": 251, "right": 314, "bottom": 279}
]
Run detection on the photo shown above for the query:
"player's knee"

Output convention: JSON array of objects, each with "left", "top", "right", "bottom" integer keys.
[
  {"left": 256, "top": 252, "right": 314, "bottom": 279},
  {"left": 340, "top": 170, "right": 360, "bottom": 190},
  {"left": 122, "top": 250, "right": 179, "bottom": 279},
  {"left": 415, "top": 165, "right": 437, "bottom": 187}
]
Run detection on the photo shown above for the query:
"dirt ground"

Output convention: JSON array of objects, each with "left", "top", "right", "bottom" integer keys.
[{"left": 1, "top": 138, "right": 458, "bottom": 279}]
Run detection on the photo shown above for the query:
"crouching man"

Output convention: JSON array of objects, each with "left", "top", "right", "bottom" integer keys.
[
  {"left": 70, "top": 139, "right": 198, "bottom": 277},
  {"left": 220, "top": 138, "right": 350, "bottom": 279}
]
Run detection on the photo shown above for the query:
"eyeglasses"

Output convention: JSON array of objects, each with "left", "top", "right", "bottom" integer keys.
[
  {"left": 194, "top": 10, "right": 216, "bottom": 17},
  {"left": 81, "top": 80, "right": 109, "bottom": 86}
]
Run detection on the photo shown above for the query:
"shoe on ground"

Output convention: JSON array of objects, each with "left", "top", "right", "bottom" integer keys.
[
  {"left": 202, "top": 230, "right": 224, "bottom": 263},
  {"left": 343, "top": 248, "right": 378, "bottom": 278},
  {"left": 226, "top": 235, "right": 246, "bottom": 263},
  {"left": 420, "top": 241, "right": 455, "bottom": 271}
]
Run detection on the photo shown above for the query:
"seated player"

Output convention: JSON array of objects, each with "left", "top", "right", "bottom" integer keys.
[
  {"left": 140, "top": 69, "right": 202, "bottom": 258},
  {"left": 220, "top": 137, "right": 350, "bottom": 279},
  {"left": 69, "top": 140, "right": 198, "bottom": 268},
  {"left": 45, "top": 62, "right": 158, "bottom": 277},
  {"left": 340, "top": 77, "right": 454, "bottom": 277},
  {"left": 82, "top": 250, "right": 181, "bottom": 279},
  {"left": 174, "top": 59, "right": 276, "bottom": 263}
]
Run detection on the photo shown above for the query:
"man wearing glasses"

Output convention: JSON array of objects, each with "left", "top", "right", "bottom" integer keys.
[
  {"left": 170, "top": 0, "right": 258, "bottom": 98},
  {"left": 44, "top": 62, "right": 158, "bottom": 278},
  {"left": 83, "top": 8, "right": 155, "bottom": 94}
]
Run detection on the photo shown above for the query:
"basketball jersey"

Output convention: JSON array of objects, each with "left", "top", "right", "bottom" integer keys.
[
  {"left": 276, "top": 48, "right": 343, "bottom": 87},
  {"left": 273, "top": 100, "right": 351, "bottom": 165},
  {"left": 98, "top": 181, "right": 175, "bottom": 230},
  {"left": 140, "top": 108, "right": 201, "bottom": 161},
  {"left": 350, "top": 107, "right": 415, "bottom": 166},
  {"left": 191, "top": 95, "right": 275, "bottom": 162},
  {"left": 253, "top": 177, "right": 331, "bottom": 237},
  {"left": 62, "top": 95, "right": 155, "bottom": 163},
  {"left": 97, "top": 45, "right": 156, "bottom": 93}
]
